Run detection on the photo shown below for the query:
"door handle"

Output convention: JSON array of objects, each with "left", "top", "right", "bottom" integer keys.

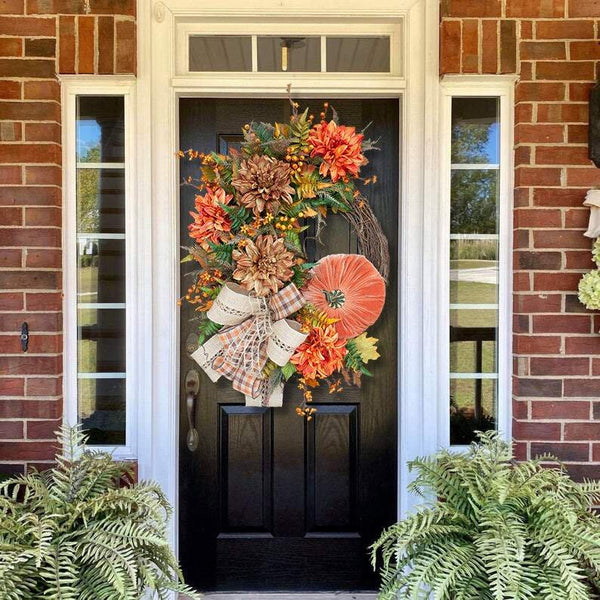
[{"left": 185, "top": 369, "right": 200, "bottom": 452}]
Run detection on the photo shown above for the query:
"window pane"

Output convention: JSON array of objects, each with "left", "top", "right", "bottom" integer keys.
[
  {"left": 78, "top": 308, "right": 126, "bottom": 372},
  {"left": 450, "top": 379, "right": 496, "bottom": 445},
  {"left": 76, "top": 95, "right": 126, "bottom": 446},
  {"left": 451, "top": 169, "right": 498, "bottom": 234},
  {"left": 189, "top": 36, "right": 252, "bottom": 71},
  {"left": 76, "top": 169, "right": 125, "bottom": 234},
  {"left": 257, "top": 36, "right": 321, "bottom": 72},
  {"left": 451, "top": 97, "right": 499, "bottom": 164},
  {"left": 450, "top": 239, "right": 498, "bottom": 305},
  {"left": 326, "top": 36, "right": 390, "bottom": 72},
  {"left": 77, "top": 238, "right": 125, "bottom": 304},
  {"left": 450, "top": 317, "right": 497, "bottom": 373},
  {"left": 79, "top": 378, "right": 126, "bottom": 445},
  {"left": 77, "top": 96, "right": 124, "bottom": 163}
]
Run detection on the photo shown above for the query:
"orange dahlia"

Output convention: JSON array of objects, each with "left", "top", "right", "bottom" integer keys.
[
  {"left": 290, "top": 324, "right": 347, "bottom": 382},
  {"left": 308, "top": 120, "right": 365, "bottom": 183},
  {"left": 188, "top": 187, "right": 233, "bottom": 250}
]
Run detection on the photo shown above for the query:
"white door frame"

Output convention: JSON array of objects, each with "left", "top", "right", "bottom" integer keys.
[{"left": 136, "top": 0, "right": 441, "bottom": 553}]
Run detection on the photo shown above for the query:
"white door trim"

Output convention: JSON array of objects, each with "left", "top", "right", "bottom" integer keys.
[{"left": 136, "top": 0, "right": 441, "bottom": 560}]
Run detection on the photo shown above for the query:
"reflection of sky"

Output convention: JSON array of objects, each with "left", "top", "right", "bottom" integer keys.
[
  {"left": 77, "top": 119, "right": 101, "bottom": 160},
  {"left": 486, "top": 123, "right": 499, "bottom": 164}
]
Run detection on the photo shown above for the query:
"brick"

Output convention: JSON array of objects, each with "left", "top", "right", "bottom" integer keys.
[
  {"left": 500, "top": 20, "right": 517, "bottom": 73},
  {"left": 536, "top": 61, "right": 595, "bottom": 81},
  {"left": 0, "top": 101, "right": 59, "bottom": 121},
  {"left": 520, "top": 61, "right": 534, "bottom": 81},
  {"left": 513, "top": 420, "right": 561, "bottom": 440},
  {"left": 24, "top": 122, "right": 60, "bottom": 143},
  {"left": 0, "top": 270, "right": 59, "bottom": 289},
  {"left": 530, "top": 357, "right": 589, "bottom": 376},
  {"left": 0, "top": 36, "right": 22, "bottom": 56},
  {"left": 570, "top": 41, "right": 600, "bottom": 61},
  {"left": 537, "top": 104, "right": 588, "bottom": 124},
  {"left": 565, "top": 423, "right": 600, "bottom": 441},
  {"left": 515, "top": 103, "right": 533, "bottom": 124},
  {"left": 98, "top": 15, "right": 114, "bottom": 74},
  {"left": 520, "top": 20, "right": 533, "bottom": 39},
  {"left": 0, "top": 206, "right": 22, "bottom": 226},
  {"left": 570, "top": 82, "right": 595, "bottom": 102},
  {"left": 0, "top": 143, "right": 60, "bottom": 164},
  {"left": 514, "top": 228, "right": 529, "bottom": 248},
  {"left": 506, "top": 0, "right": 564, "bottom": 17},
  {"left": 567, "top": 124, "right": 588, "bottom": 144},
  {"left": 531, "top": 400, "right": 590, "bottom": 420},
  {"left": 26, "top": 248, "right": 61, "bottom": 268},
  {"left": 567, "top": 336, "right": 600, "bottom": 355},
  {"left": 0, "top": 57, "right": 55, "bottom": 78},
  {"left": 25, "top": 166, "right": 61, "bottom": 186},
  {"left": 534, "top": 272, "right": 584, "bottom": 292},
  {"left": 0, "top": 165, "right": 21, "bottom": 184},
  {"left": 0, "top": 248, "right": 22, "bottom": 267},
  {"left": 0, "top": 399, "right": 60, "bottom": 419},
  {"left": 0, "top": 16, "right": 55, "bottom": 36},
  {"left": 514, "top": 294, "right": 562, "bottom": 313},
  {"left": 77, "top": 15, "right": 94, "bottom": 73},
  {"left": 0, "top": 441, "right": 54, "bottom": 460},
  {"left": 0, "top": 356, "right": 60, "bottom": 376},
  {"left": 0, "top": 377, "right": 24, "bottom": 396},
  {"left": 27, "top": 418, "right": 60, "bottom": 439},
  {"left": 567, "top": 168, "right": 600, "bottom": 187},
  {"left": 516, "top": 167, "right": 561, "bottom": 187},
  {"left": 517, "top": 251, "right": 561, "bottom": 270},
  {"left": 515, "top": 378, "right": 562, "bottom": 397},
  {"left": 516, "top": 82, "right": 566, "bottom": 102},
  {"left": 0, "top": 122, "right": 22, "bottom": 142},
  {"left": 24, "top": 37, "right": 55, "bottom": 57},
  {"left": 25, "top": 205, "right": 61, "bottom": 225},
  {"left": 565, "top": 250, "right": 594, "bottom": 269},
  {"left": 536, "top": 20, "right": 595, "bottom": 40},
  {"left": 461, "top": 19, "right": 478, "bottom": 74},
  {"left": 0, "top": 292, "right": 23, "bottom": 311},
  {"left": 441, "top": 20, "right": 461, "bottom": 75},
  {"left": 0, "top": 0, "right": 24, "bottom": 13},
  {"left": 515, "top": 208, "right": 562, "bottom": 228},
  {"left": 569, "top": 0, "right": 600, "bottom": 17},
  {"left": 520, "top": 41, "right": 565, "bottom": 61},
  {"left": 0, "top": 79, "right": 20, "bottom": 98},
  {"left": 536, "top": 146, "right": 590, "bottom": 167},
  {"left": 531, "top": 442, "right": 589, "bottom": 461},
  {"left": 514, "top": 441, "right": 528, "bottom": 460},
  {"left": 0, "top": 421, "right": 23, "bottom": 439},
  {"left": 573, "top": 464, "right": 600, "bottom": 482},
  {"left": 564, "top": 379, "right": 600, "bottom": 397},
  {"left": 0, "top": 186, "right": 61, "bottom": 206},
  {"left": 565, "top": 208, "right": 592, "bottom": 229},
  {"left": 26, "top": 291, "right": 61, "bottom": 311},
  {"left": 514, "top": 272, "right": 532, "bottom": 292},
  {"left": 515, "top": 145, "right": 531, "bottom": 165},
  {"left": 26, "top": 377, "right": 61, "bottom": 397},
  {"left": 115, "top": 18, "right": 135, "bottom": 74},
  {"left": 442, "top": 0, "right": 501, "bottom": 16},
  {"left": 28, "top": 0, "right": 134, "bottom": 14},
  {"left": 23, "top": 80, "right": 60, "bottom": 100},
  {"left": 58, "top": 15, "right": 74, "bottom": 74},
  {"left": 0, "top": 313, "right": 61, "bottom": 333},
  {"left": 533, "top": 230, "right": 590, "bottom": 249},
  {"left": 515, "top": 124, "right": 564, "bottom": 144},
  {"left": 514, "top": 314, "right": 530, "bottom": 334},
  {"left": 533, "top": 314, "right": 591, "bottom": 334},
  {"left": 482, "top": 20, "right": 498, "bottom": 73},
  {"left": 534, "top": 188, "right": 585, "bottom": 208}
]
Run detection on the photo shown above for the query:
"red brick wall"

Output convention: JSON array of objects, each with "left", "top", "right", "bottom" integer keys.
[
  {"left": 0, "top": 0, "right": 135, "bottom": 475},
  {"left": 442, "top": 0, "right": 600, "bottom": 478}
]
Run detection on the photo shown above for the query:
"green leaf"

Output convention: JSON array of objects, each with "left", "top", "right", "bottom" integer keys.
[{"left": 281, "top": 362, "right": 297, "bottom": 381}]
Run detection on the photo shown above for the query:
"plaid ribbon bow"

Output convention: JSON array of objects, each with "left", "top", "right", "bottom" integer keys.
[{"left": 191, "top": 283, "right": 307, "bottom": 407}]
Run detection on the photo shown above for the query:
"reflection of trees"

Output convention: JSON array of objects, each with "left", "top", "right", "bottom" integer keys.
[
  {"left": 451, "top": 122, "right": 497, "bottom": 235},
  {"left": 78, "top": 146, "right": 101, "bottom": 232}
]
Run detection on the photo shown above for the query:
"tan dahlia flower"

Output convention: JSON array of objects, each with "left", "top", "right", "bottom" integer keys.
[
  {"left": 232, "top": 234, "right": 295, "bottom": 297},
  {"left": 232, "top": 155, "right": 294, "bottom": 216}
]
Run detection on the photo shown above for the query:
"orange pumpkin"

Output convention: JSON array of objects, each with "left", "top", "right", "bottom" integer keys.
[{"left": 302, "top": 254, "right": 386, "bottom": 340}]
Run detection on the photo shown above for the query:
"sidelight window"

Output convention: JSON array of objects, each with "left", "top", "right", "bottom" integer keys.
[
  {"left": 63, "top": 80, "right": 136, "bottom": 457},
  {"left": 441, "top": 79, "right": 513, "bottom": 447}
]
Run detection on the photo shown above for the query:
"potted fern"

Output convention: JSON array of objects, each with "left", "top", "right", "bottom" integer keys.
[
  {"left": 372, "top": 432, "right": 600, "bottom": 600},
  {"left": 0, "top": 425, "right": 201, "bottom": 599}
]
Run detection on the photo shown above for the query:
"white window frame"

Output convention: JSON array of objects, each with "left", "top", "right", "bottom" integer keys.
[
  {"left": 61, "top": 76, "right": 138, "bottom": 460},
  {"left": 439, "top": 75, "right": 516, "bottom": 450}
]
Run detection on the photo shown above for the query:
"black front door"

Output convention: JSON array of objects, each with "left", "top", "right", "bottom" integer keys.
[{"left": 179, "top": 98, "right": 399, "bottom": 592}]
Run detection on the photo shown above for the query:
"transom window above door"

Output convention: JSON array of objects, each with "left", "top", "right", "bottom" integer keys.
[{"left": 176, "top": 21, "right": 404, "bottom": 77}]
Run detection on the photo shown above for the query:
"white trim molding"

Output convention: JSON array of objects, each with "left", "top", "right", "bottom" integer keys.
[
  {"left": 61, "top": 76, "right": 139, "bottom": 460},
  {"left": 439, "top": 74, "right": 517, "bottom": 451},
  {"left": 135, "top": 0, "right": 441, "bottom": 564}
]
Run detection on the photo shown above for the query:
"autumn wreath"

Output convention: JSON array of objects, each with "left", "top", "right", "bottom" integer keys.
[{"left": 180, "top": 100, "right": 389, "bottom": 418}]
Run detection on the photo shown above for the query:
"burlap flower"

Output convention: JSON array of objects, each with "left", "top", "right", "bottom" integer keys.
[
  {"left": 188, "top": 187, "right": 233, "bottom": 250},
  {"left": 232, "top": 234, "right": 295, "bottom": 297},
  {"left": 232, "top": 155, "right": 294, "bottom": 215}
]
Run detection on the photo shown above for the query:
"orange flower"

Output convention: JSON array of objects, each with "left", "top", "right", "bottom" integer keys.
[
  {"left": 290, "top": 324, "right": 347, "bottom": 381},
  {"left": 188, "top": 187, "right": 233, "bottom": 250},
  {"left": 308, "top": 120, "right": 365, "bottom": 183}
]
